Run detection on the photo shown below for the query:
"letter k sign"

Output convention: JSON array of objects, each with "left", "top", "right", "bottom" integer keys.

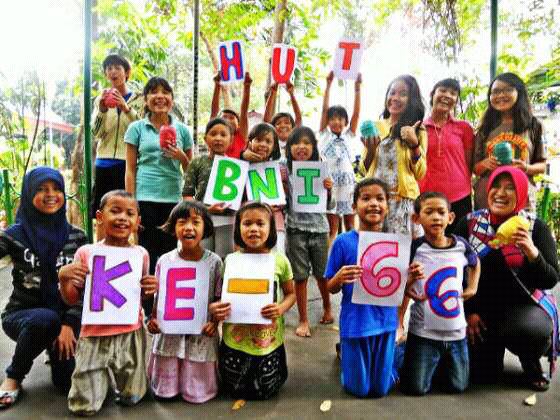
[{"left": 90, "top": 255, "right": 130, "bottom": 311}]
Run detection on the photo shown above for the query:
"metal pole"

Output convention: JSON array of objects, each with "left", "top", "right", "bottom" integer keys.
[
  {"left": 83, "top": 0, "right": 93, "bottom": 242},
  {"left": 193, "top": 0, "right": 199, "bottom": 146},
  {"left": 2, "top": 169, "right": 13, "bottom": 226},
  {"left": 490, "top": 0, "right": 498, "bottom": 81}
]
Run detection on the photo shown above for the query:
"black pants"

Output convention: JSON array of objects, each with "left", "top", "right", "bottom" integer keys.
[
  {"left": 2, "top": 308, "right": 80, "bottom": 392},
  {"left": 469, "top": 304, "right": 553, "bottom": 383},
  {"left": 219, "top": 341, "right": 288, "bottom": 400},
  {"left": 447, "top": 194, "right": 472, "bottom": 235},
  {"left": 90, "top": 162, "right": 126, "bottom": 219},
  {"left": 138, "top": 201, "right": 178, "bottom": 315}
]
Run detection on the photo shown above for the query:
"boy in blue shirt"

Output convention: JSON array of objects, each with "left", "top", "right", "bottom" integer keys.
[
  {"left": 325, "top": 178, "right": 399, "bottom": 397},
  {"left": 401, "top": 191, "right": 480, "bottom": 395}
]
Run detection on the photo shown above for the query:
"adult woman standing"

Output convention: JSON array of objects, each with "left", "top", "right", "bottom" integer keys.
[
  {"left": 419, "top": 79, "right": 474, "bottom": 233},
  {"left": 473, "top": 73, "right": 546, "bottom": 211},
  {"left": 455, "top": 166, "right": 559, "bottom": 391}
]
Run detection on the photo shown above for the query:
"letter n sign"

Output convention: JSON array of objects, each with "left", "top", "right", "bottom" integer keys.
[{"left": 245, "top": 161, "right": 286, "bottom": 206}]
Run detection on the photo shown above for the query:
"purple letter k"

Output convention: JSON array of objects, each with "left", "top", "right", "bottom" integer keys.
[{"left": 90, "top": 255, "right": 131, "bottom": 311}]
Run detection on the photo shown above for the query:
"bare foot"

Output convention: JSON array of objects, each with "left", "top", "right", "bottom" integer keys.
[
  {"left": 319, "top": 311, "right": 334, "bottom": 324},
  {"left": 295, "top": 321, "right": 311, "bottom": 337}
]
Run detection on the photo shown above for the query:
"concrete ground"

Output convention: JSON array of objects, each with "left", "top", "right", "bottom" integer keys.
[{"left": 0, "top": 261, "right": 559, "bottom": 420}]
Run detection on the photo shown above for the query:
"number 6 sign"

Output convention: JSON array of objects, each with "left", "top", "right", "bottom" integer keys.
[
  {"left": 422, "top": 264, "right": 466, "bottom": 331},
  {"left": 352, "top": 232, "right": 411, "bottom": 306}
]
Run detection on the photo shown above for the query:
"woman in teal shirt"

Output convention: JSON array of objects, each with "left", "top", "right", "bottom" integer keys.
[{"left": 125, "top": 77, "right": 193, "bottom": 312}]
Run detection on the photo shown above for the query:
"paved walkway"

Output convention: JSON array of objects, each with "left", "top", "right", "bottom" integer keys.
[{"left": 0, "top": 262, "right": 559, "bottom": 419}]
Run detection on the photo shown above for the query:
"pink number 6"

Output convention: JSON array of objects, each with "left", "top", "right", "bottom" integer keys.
[{"left": 360, "top": 241, "right": 401, "bottom": 297}]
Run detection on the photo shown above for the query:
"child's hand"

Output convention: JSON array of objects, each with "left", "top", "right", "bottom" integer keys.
[
  {"left": 285, "top": 80, "right": 295, "bottom": 95},
  {"left": 323, "top": 178, "right": 333, "bottom": 190},
  {"left": 400, "top": 121, "right": 421, "bottom": 148},
  {"left": 336, "top": 265, "right": 363, "bottom": 286},
  {"left": 326, "top": 70, "right": 334, "bottom": 85},
  {"left": 208, "top": 202, "right": 231, "bottom": 214},
  {"left": 213, "top": 72, "right": 221, "bottom": 84},
  {"left": 461, "top": 285, "right": 478, "bottom": 301},
  {"left": 261, "top": 303, "right": 282, "bottom": 319},
  {"left": 147, "top": 318, "right": 161, "bottom": 334},
  {"left": 355, "top": 73, "right": 362, "bottom": 89},
  {"left": 53, "top": 325, "right": 77, "bottom": 361},
  {"left": 244, "top": 72, "right": 252, "bottom": 86},
  {"left": 209, "top": 301, "right": 231, "bottom": 321},
  {"left": 141, "top": 275, "right": 158, "bottom": 297},
  {"left": 405, "top": 262, "right": 427, "bottom": 302},
  {"left": 59, "top": 261, "right": 89, "bottom": 289},
  {"left": 242, "top": 149, "right": 265, "bottom": 162},
  {"left": 466, "top": 313, "right": 486, "bottom": 346},
  {"left": 202, "top": 321, "right": 218, "bottom": 337}
]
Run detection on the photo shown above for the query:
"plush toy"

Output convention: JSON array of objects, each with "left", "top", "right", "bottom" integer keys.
[
  {"left": 103, "top": 88, "right": 119, "bottom": 108},
  {"left": 159, "top": 125, "right": 177, "bottom": 149},
  {"left": 489, "top": 215, "right": 530, "bottom": 248}
]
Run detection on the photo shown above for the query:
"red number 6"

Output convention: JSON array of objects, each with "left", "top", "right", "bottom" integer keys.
[{"left": 360, "top": 241, "right": 401, "bottom": 297}]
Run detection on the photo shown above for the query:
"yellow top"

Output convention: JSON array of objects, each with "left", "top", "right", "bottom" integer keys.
[{"left": 359, "top": 118, "right": 427, "bottom": 200}]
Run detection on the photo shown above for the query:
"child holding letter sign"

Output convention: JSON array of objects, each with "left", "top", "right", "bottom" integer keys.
[
  {"left": 285, "top": 126, "right": 335, "bottom": 337},
  {"left": 212, "top": 202, "right": 295, "bottom": 400},
  {"left": 147, "top": 200, "right": 223, "bottom": 403},
  {"left": 326, "top": 178, "right": 401, "bottom": 397},
  {"left": 59, "top": 191, "right": 157, "bottom": 415},
  {"left": 401, "top": 192, "right": 480, "bottom": 395},
  {"left": 241, "top": 123, "right": 287, "bottom": 252},
  {"left": 183, "top": 118, "right": 235, "bottom": 258}
]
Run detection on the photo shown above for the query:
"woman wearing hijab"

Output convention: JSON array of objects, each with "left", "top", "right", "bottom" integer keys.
[
  {"left": 0, "top": 167, "right": 87, "bottom": 408},
  {"left": 455, "top": 166, "right": 559, "bottom": 391}
]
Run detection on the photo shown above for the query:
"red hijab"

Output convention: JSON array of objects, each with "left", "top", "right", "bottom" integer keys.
[{"left": 486, "top": 166, "right": 529, "bottom": 225}]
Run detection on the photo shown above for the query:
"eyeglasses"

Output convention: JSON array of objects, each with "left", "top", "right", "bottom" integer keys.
[{"left": 490, "top": 86, "right": 516, "bottom": 96}]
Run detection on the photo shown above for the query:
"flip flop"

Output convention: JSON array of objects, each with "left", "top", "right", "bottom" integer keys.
[
  {"left": 319, "top": 317, "right": 334, "bottom": 325},
  {"left": 527, "top": 374, "right": 550, "bottom": 392},
  {"left": 0, "top": 387, "right": 20, "bottom": 409}
]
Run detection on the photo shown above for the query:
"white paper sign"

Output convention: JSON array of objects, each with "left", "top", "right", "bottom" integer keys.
[
  {"left": 413, "top": 257, "right": 467, "bottom": 331},
  {"left": 333, "top": 38, "right": 364, "bottom": 80},
  {"left": 271, "top": 43, "right": 298, "bottom": 84},
  {"left": 351, "top": 232, "right": 411, "bottom": 307},
  {"left": 156, "top": 256, "right": 210, "bottom": 335},
  {"left": 291, "top": 161, "right": 328, "bottom": 213},
  {"left": 245, "top": 161, "right": 286, "bottom": 206},
  {"left": 221, "top": 253, "right": 275, "bottom": 324},
  {"left": 218, "top": 40, "right": 245, "bottom": 84},
  {"left": 203, "top": 155, "right": 249, "bottom": 211},
  {"left": 82, "top": 245, "right": 143, "bottom": 325}
]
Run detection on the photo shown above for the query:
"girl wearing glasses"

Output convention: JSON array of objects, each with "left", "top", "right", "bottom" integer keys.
[{"left": 473, "top": 72, "right": 545, "bottom": 211}]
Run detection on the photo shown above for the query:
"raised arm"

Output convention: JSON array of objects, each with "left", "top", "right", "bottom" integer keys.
[
  {"left": 285, "top": 81, "right": 302, "bottom": 127},
  {"left": 319, "top": 71, "right": 334, "bottom": 132},
  {"left": 349, "top": 73, "right": 362, "bottom": 134},
  {"left": 263, "top": 82, "right": 278, "bottom": 123},
  {"left": 239, "top": 72, "right": 252, "bottom": 140},
  {"left": 210, "top": 72, "right": 221, "bottom": 119}
]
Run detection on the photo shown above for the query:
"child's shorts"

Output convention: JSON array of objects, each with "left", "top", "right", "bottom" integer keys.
[
  {"left": 147, "top": 354, "right": 219, "bottom": 403},
  {"left": 400, "top": 333, "right": 469, "bottom": 395},
  {"left": 68, "top": 327, "right": 147, "bottom": 415},
  {"left": 286, "top": 230, "right": 329, "bottom": 281}
]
